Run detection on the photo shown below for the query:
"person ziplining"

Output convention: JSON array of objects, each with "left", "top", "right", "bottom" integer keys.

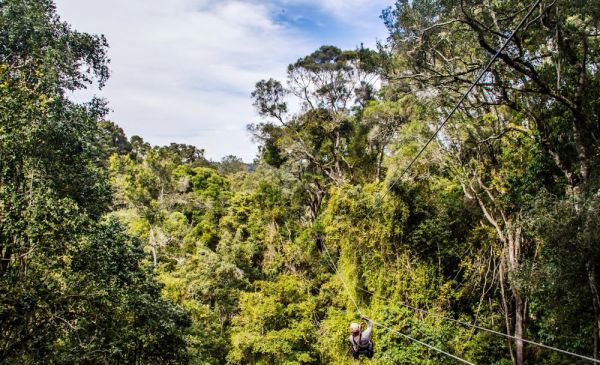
[
  {"left": 349, "top": 315, "right": 375, "bottom": 360},
  {"left": 327, "top": 0, "right": 597, "bottom": 363}
]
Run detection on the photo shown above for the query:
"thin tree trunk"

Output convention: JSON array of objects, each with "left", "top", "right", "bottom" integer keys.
[
  {"left": 376, "top": 149, "right": 384, "bottom": 182},
  {"left": 149, "top": 226, "right": 157, "bottom": 266},
  {"left": 593, "top": 312, "right": 599, "bottom": 362},
  {"left": 507, "top": 224, "right": 526, "bottom": 365},
  {"left": 1, "top": 244, "right": 10, "bottom": 274},
  {"left": 499, "top": 259, "right": 516, "bottom": 364},
  {"left": 588, "top": 262, "right": 600, "bottom": 359},
  {"left": 479, "top": 201, "right": 526, "bottom": 365},
  {"left": 513, "top": 291, "right": 525, "bottom": 365}
]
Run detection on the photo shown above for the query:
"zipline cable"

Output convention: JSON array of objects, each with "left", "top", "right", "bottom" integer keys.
[
  {"left": 370, "top": 319, "right": 475, "bottom": 365},
  {"left": 380, "top": 0, "right": 543, "bottom": 201},
  {"left": 321, "top": 242, "right": 475, "bottom": 364},
  {"left": 355, "top": 287, "right": 600, "bottom": 364},
  {"left": 370, "top": 0, "right": 600, "bottom": 362},
  {"left": 322, "top": 240, "right": 362, "bottom": 314},
  {"left": 318, "top": 2, "right": 595, "bottom": 364}
]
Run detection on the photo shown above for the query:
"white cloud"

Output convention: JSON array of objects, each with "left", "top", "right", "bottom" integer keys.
[{"left": 55, "top": 0, "right": 389, "bottom": 161}]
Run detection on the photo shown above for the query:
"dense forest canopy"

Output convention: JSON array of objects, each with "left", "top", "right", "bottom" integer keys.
[{"left": 1, "top": 0, "right": 599, "bottom": 364}]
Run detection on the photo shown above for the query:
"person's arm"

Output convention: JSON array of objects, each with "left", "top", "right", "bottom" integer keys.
[
  {"left": 361, "top": 315, "right": 373, "bottom": 340},
  {"left": 349, "top": 335, "right": 358, "bottom": 352}
]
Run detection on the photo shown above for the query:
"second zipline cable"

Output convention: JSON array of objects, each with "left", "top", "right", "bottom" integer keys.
[{"left": 321, "top": 242, "right": 475, "bottom": 364}]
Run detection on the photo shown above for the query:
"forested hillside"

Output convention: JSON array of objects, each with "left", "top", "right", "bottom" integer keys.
[{"left": 1, "top": 0, "right": 599, "bottom": 364}]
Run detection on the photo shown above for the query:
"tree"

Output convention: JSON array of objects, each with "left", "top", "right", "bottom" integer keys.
[
  {"left": 0, "top": 1, "right": 189, "bottom": 362},
  {"left": 217, "top": 155, "right": 250, "bottom": 175},
  {"left": 227, "top": 275, "right": 317, "bottom": 365},
  {"left": 383, "top": 0, "right": 600, "bottom": 191},
  {"left": 249, "top": 46, "right": 384, "bottom": 186},
  {"left": 447, "top": 115, "right": 540, "bottom": 365},
  {"left": 98, "top": 120, "right": 132, "bottom": 157},
  {"left": 383, "top": 0, "right": 600, "bottom": 362},
  {"left": 362, "top": 97, "right": 419, "bottom": 180}
]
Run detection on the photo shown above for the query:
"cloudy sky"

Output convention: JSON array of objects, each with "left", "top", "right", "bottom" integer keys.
[{"left": 55, "top": 0, "right": 392, "bottom": 161}]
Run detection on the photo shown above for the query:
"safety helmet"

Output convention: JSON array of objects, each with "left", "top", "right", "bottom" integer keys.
[{"left": 350, "top": 322, "right": 360, "bottom": 333}]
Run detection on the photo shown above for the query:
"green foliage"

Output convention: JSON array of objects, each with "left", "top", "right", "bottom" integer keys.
[
  {"left": 0, "top": 1, "right": 189, "bottom": 362},
  {"left": 217, "top": 155, "right": 251, "bottom": 175},
  {"left": 525, "top": 189, "right": 600, "bottom": 363},
  {"left": 4, "top": 0, "right": 600, "bottom": 364},
  {"left": 228, "top": 275, "right": 317, "bottom": 365},
  {"left": 98, "top": 120, "right": 132, "bottom": 157},
  {"left": 67, "top": 219, "right": 190, "bottom": 364}
]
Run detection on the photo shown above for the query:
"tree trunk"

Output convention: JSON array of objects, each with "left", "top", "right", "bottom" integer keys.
[
  {"left": 507, "top": 224, "right": 526, "bottom": 365},
  {"left": 334, "top": 131, "right": 342, "bottom": 182},
  {"left": 588, "top": 262, "right": 600, "bottom": 360},
  {"left": 376, "top": 148, "right": 385, "bottom": 182},
  {"left": 149, "top": 226, "right": 157, "bottom": 266},
  {"left": 499, "top": 260, "right": 516, "bottom": 364},
  {"left": 1, "top": 244, "right": 10, "bottom": 274},
  {"left": 513, "top": 291, "right": 526, "bottom": 365},
  {"left": 478, "top": 194, "right": 526, "bottom": 365}
]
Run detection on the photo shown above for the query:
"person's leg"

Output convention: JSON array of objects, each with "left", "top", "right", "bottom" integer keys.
[
  {"left": 352, "top": 351, "right": 360, "bottom": 359},
  {"left": 365, "top": 342, "right": 374, "bottom": 358}
]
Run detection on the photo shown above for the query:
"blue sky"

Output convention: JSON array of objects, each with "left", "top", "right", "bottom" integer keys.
[{"left": 55, "top": 0, "right": 392, "bottom": 161}]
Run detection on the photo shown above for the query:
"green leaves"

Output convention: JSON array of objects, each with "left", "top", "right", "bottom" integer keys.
[
  {"left": 67, "top": 219, "right": 190, "bottom": 364},
  {"left": 0, "top": 1, "right": 190, "bottom": 363},
  {"left": 249, "top": 45, "right": 388, "bottom": 185},
  {"left": 1, "top": 0, "right": 109, "bottom": 91},
  {"left": 228, "top": 275, "right": 317, "bottom": 365},
  {"left": 3, "top": 0, "right": 598, "bottom": 363}
]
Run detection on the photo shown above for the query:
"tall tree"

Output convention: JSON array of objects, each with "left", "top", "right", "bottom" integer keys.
[
  {"left": 383, "top": 0, "right": 600, "bottom": 362},
  {"left": 250, "top": 46, "right": 384, "bottom": 186},
  {"left": 0, "top": 1, "right": 189, "bottom": 362},
  {"left": 383, "top": 0, "right": 600, "bottom": 191}
]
